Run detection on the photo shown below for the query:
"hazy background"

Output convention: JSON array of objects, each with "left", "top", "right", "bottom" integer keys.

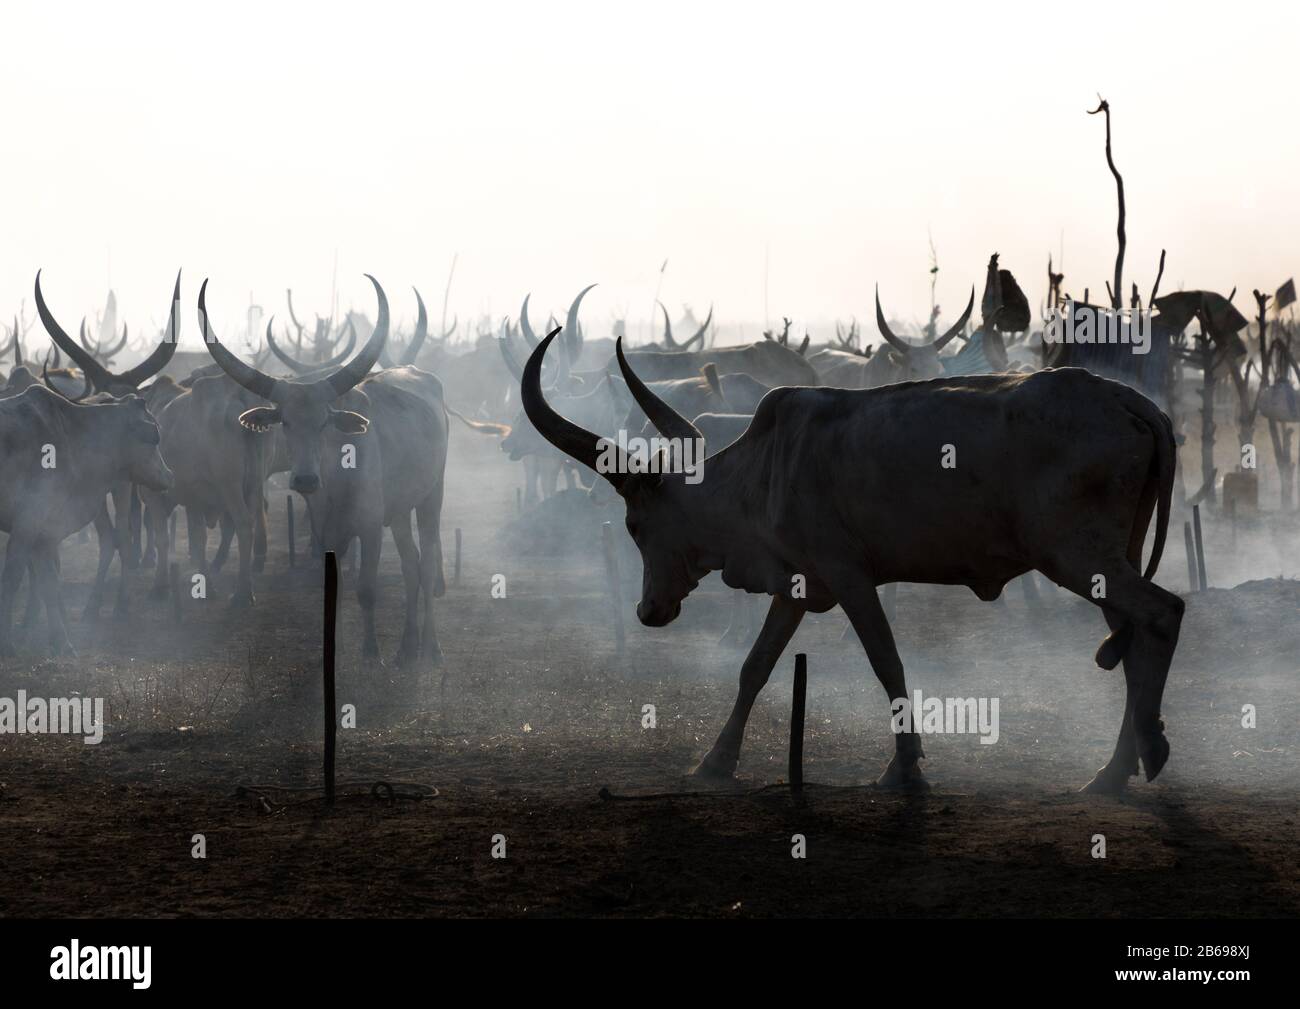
[{"left": 2, "top": 0, "right": 1297, "bottom": 347}]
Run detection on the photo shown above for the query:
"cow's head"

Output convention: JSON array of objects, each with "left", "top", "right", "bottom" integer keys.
[
  {"left": 523, "top": 330, "right": 710, "bottom": 627},
  {"left": 874, "top": 285, "right": 974, "bottom": 381},
  {"left": 115, "top": 394, "right": 173, "bottom": 492},
  {"left": 200, "top": 276, "right": 388, "bottom": 496}
]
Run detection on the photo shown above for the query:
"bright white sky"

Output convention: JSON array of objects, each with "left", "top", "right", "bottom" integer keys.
[{"left": 2, "top": 0, "right": 1297, "bottom": 350}]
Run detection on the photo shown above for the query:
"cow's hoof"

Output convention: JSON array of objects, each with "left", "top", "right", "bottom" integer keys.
[
  {"left": 50, "top": 639, "right": 77, "bottom": 659},
  {"left": 689, "top": 752, "right": 737, "bottom": 780},
  {"left": 1139, "top": 731, "right": 1170, "bottom": 782},
  {"left": 424, "top": 642, "right": 444, "bottom": 667},
  {"left": 874, "top": 757, "right": 930, "bottom": 792},
  {"left": 228, "top": 590, "right": 255, "bottom": 609},
  {"left": 1080, "top": 766, "right": 1132, "bottom": 794}
]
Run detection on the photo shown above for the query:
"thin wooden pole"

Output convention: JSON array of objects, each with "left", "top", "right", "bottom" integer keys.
[
  {"left": 1192, "top": 503, "right": 1208, "bottom": 590},
  {"left": 323, "top": 550, "right": 338, "bottom": 806},
  {"left": 286, "top": 495, "right": 296, "bottom": 569},
  {"left": 454, "top": 527, "right": 462, "bottom": 585},
  {"left": 1183, "top": 521, "right": 1199, "bottom": 592},
  {"left": 600, "top": 522, "right": 625, "bottom": 653},
  {"left": 790, "top": 653, "right": 807, "bottom": 800},
  {"left": 515, "top": 487, "right": 522, "bottom": 514}
]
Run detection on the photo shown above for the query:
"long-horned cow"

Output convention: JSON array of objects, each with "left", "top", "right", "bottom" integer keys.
[
  {"left": 0, "top": 387, "right": 172, "bottom": 655},
  {"left": 522, "top": 331, "right": 1183, "bottom": 793},
  {"left": 201, "top": 276, "right": 448, "bottom": 666}
]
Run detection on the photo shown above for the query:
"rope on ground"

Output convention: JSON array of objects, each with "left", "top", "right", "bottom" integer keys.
[{"left": 236, "top": 780, "right": 439, "bottom": 814}]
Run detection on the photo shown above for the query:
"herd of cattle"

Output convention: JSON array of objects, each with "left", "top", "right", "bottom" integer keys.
[{"left": 0, "top": 268, "right": 1182, "bottom": 793}]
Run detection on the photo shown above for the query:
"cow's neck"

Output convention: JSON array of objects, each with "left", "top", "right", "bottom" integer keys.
[
  {"left": 674, "top": 448, "right": 776, "bottom": 590},
  {"left": 66, "top": 404, "right": 126, "bottom": 486}
]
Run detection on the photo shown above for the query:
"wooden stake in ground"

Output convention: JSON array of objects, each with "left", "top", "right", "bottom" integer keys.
[
  {"left": 1183, "top": 521, "right": 1199, "bottom": 592},
  {"left": 1192, "top": 504, "right": 1208, "bottom": 590},
  {"left": 323, "top": 550, "right": 338, "bottom": 807},
  {"left": 790, "top": 653, "right": 807, "bottom": 800},
  {"left": 454, "top": 528, "right": 462, "bottom": 585},
  {"left": 286, "top": 495, "right": 296, "bottom": 569},
  {"left": 600, "top": 522, "right": 625, "bottom": 654}
]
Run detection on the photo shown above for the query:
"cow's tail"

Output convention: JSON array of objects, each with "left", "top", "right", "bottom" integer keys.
[
  {"left": 445, "top": 405, "right": 510, "bottom": 437},
  {"left": 1141, "top": 405, "right": 1175, "bottom": 582},
  {"left": 1095, "top": 399, "right": 1176, "bottom": 670}
]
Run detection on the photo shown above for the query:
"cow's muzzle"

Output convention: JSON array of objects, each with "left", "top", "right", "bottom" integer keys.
[{"left": 291, "top": 473, "right": 321, "bottom": 495}]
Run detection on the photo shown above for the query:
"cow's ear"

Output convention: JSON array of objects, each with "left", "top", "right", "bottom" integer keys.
[
  {"left": 329, "top": 409, "right": 369, "bottom": 434},
  {"left": 239, "top": 406, "right": 282, "bottom": 433}
]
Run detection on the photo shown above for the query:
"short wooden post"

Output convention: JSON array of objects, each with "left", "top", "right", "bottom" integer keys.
[
  {"left": 323, "top": 550, "right": 338, "bottom": 806},
  {"left": 169, "top": 562, "right": 182, "bottom": 623},
  {"left": 790, "top": 653, "right": 807, "bottom": 800},
  {"left": 1192, "top": 503, "right": 1208, "bottom": 590},
  {"left": 600, "top": 522, "right": 625, "bottom": 654},
  {"left": 286, "top": 495, "right": 296, "bottom": 569},
  {"left": 1183, "top": 521, "right": 1199, "bottom": 592},
  {"left": 454, "top": 528, "right": 462, "bottom": 585}
]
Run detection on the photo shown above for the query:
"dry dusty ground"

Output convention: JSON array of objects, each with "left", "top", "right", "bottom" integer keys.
[{"left": 0, "top": 433, "right": 1297, "bottom": 918}]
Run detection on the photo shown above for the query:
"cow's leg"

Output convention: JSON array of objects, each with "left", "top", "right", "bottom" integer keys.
[
  {"left": 186, "top": 508, "right": 208, "bottom": 572},
  {"left": 141, "top": 502, "right": 158, "bottom": 568},
  {"left": 18, "top": 562, "right": 42, "bottom": 638},
  {"left": 127, "top": 485, "right": 143, "bottom": 569},
  {"left": 0, "top": 540, "right": 30, "bottom": 656},
  {"left": 1042, "top": 554, "right": 1183, "bottom": 791},
  {"left": 210, "top": 513, "right": 235, "bottom": 575},
  {"left": 147, "top": 499, "right": 173, "bottom": 600},
  {"left": 357, "top": 527, "right": 382, "bottom": 660},
  {"left": 229, "top": 507, "right": 256, "bottom": 608},
  {"left": 110, "top": 485, "right": 132, "bottom": 619},
  {"left": 34, "top": 541, "right": 74, "bottom": 657},
  {"left": 835, "top": 574, "right": 929, "bottom": 790},
  {"left": 692, "top": 595, "right": 804, "bottom": 779},
  {"left": 390, "top": 512, "right": 422, "bottom": 668},
  {"left": 415, "top": 493, "right": 444, "bottom": 665},
  {"left": 83, "top": 502, "right": 115, "bottom": 622},
  {"left": 252, "top": 487, "right": 268, "bottom": 574}
]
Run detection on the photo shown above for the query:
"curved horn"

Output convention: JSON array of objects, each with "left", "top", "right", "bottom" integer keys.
[
  {"left": 79, "top": 317, "right": 98, "bottom": 354},
  {"left": 440, "top": 314, "right": 457, "bottom": 340},
  {"left": 658, "top": 301, "right": 677, "bottom": 348},
  {"left": 13, "top": 316, "right": 22, "bottom": 365},
  {"left": 271, "top": 316, "right": 357, "bottom": 374},
  {"left": 931, "top": 287, "right": 975, "bottom": 350},
  {"left": 42, "top": 361, "right": 93, "bottom": 403},
  {"left": 519, "top": 294, "right": 539, "bottom": 349},
  {"left": 683, "top": 305, "right": 712, "bottom": 350},
  {"left": 402, "top": 287, "right": 428, "bottom": 366},
  {"left": 874, "top": 286, "right": 915, "bottom": 356},
  {"left": 498, "top": 335, "right": 525, "bottom": 383},
  {"left": 522, "top": 328, "right": 626, "bottom": 489},
  {"left": 104, "top": 322, "right": 129, "bottom": 360},
  {"left": 118, "top": 269, "right": 182, "bottom": 387},
  {"left": 199, "top": 279, "right": 282, "bottom": 401},
  {"left": 615, "top": 337, "right": 703, "bottom": 448},
  {"left": 34, "top": 272, "right": 113, "bottom": 390},
  {"left": 563, "top": 284, "right": 595, "bottom": 361},
  {"left": 319, "top": 275, "right": 388, "bottom": 398}
]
